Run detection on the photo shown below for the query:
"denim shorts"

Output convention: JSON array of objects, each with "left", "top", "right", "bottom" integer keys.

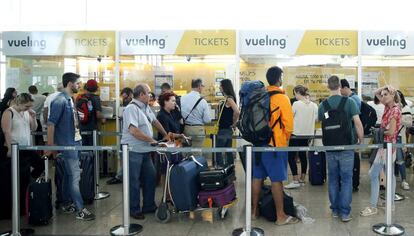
[{"left": 253, "top": 151, "right": 288, "bottom": 182}]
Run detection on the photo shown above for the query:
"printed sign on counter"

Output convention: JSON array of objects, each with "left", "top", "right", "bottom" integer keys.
[
  {"left": 361, "top": 31, "right": 414, "bottom": 55},
  {"left": 3, "top": 31, "right": 115, "bottom": 56}
]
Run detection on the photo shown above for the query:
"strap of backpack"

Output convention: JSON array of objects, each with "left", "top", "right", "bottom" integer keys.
[
  {"left": 338, "top": 97, "right": 348, "bottom": 111},
  {"left": 183, "top": 97, "right": 203, "bottom": 123},
  {"left": 322, "top": 99, "right": 331, "bottom": 112},
  {"left": 268, "top": 91, "right": 282, "bottom": 147}
]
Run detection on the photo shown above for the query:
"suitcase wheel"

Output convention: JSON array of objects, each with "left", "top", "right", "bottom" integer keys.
[{"left": 155, "top": 203, "right": 171, "bottom": 223}]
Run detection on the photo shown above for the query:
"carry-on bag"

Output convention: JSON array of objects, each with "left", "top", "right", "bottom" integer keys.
[
  {"left": 199, "top": 164, "right": 235, "bottom": 191},
  {"left": 55, "top": 151, "right": 95, "bottom": 208},
  {"left": 308, "top": 151, "right": 326, "bottom": 185},
  {"left": 259, "top": 185, "right": 296, "bottom": 222},
  {"left": 198, "top": 183, "right": 236, "bottom": 208},
  {"left": 26, "top": 156, "right": 53, "bottom": 225},
  {"left": 169, "top": 156, "right": 207, "bottom": 211}
]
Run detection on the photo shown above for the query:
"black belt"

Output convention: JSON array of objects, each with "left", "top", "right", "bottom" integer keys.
[{"left": 185, "top": 124, "right": 203, "bottom": 126}]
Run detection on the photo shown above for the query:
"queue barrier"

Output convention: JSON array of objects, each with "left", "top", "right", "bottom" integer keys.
[{"left": 4, "top": 141, "right": 409, "bottom": 236}]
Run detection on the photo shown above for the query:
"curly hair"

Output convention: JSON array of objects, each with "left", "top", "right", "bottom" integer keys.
[{"left": 158, "top": 92, "right": 176, "bottom": 108}]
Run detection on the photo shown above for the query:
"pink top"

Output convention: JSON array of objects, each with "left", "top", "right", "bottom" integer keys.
[{"left": 380, "top": 104, "right": 401, "bottom": 143}]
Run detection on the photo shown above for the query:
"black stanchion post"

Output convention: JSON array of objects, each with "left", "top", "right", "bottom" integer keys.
[
  {"left": 110, "top": 144, "right": 142, "bottom": 236},
  {"left": 373, "top": 142, "right": 404, "bottom": 235},
  {"left": 93, "top": 130, "right": 110, "bottom": 200},
  {"left": 233, "top": 145, "right": 264, "bottom": 236}
]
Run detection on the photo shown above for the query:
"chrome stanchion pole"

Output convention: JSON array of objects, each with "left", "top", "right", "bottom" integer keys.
[
  {"left": 93, "top": 130, "right": 110, "bottom": 200},
  {"left": 232, "top": 145, "right": 264, "bottom": 236},
  {"left": 1, "top": 144, "right": 35, "bottom": 236},
  {"left": 211, "top": 134, "right": 217, "bottom": 167},
  {"left": 110, "top": 144, "right": 142, "bottom": 236},
  {"left": 373, "top": 142, "right": 404, "bottom": 235}
]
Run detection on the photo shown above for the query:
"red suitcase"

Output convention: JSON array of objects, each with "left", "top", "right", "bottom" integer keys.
[{"left": 198, "top": 183, "right": 236, "bottom": 208}]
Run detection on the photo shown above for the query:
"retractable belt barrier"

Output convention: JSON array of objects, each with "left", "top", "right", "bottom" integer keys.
[{"left": 5, "top": 140, "right": 410, "bottom": 236}]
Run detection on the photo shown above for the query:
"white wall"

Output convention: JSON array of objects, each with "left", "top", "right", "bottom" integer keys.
[{"left": 1, "top": 0, "right": 414, "bottom": 30}]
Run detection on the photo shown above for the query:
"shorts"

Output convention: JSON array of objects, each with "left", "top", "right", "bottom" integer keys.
[{"left": 253, "top": 150, "right": 288, "bottom": 182}]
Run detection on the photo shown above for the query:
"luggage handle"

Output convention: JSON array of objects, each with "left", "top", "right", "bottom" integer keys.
[
  {"left": 41, "top": 155, "right": 50, "bottom": 181},
  {"left": 190, "top": 155, "right": 204, "bottom": 167}
]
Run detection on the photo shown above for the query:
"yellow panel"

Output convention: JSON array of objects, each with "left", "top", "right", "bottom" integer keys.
[
  {"left": 175, "top": 30, "right": 236, "bottom": 55},
  {"left": 100, "top": 120, "right": 117, "bottom": 145},
  {"left": 296, "top": 30, "right": 358, "bottom": 55},
  {"left": 61, "top": 31, "right": 115, "bottom": 56}
]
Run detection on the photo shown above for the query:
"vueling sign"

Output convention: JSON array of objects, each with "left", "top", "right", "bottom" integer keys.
[{"left": 3, "top": 31, "right": 115, "bottom": 56}]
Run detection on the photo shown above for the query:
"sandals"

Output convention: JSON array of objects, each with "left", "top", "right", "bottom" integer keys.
[{"left": 275, "top": 216, "right": 299, "bottom": 226}]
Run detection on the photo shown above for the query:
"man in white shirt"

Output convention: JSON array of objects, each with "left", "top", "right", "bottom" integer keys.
[
  {"left": 180, "top": 79, "right": 211, "bottom": 148},
  {"left": 28, "top": 85, "right": 46, "bottom": 145}
]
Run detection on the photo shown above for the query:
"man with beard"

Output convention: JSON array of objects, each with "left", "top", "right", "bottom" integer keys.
[{"left": 46, "top": 72, "right": 95, "bottom": 221}]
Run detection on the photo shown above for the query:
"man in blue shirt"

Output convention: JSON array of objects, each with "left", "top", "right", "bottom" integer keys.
[
  {"left": 46, "top": 72, "right": 95, "bottom": 221},
  {"left": 340, "top": 79, "right": 362, "bottom": 192}
]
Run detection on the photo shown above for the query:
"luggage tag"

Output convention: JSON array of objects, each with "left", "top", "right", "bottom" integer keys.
[{"left": 324, "top": 112, "right": 329, "bottom": 119}]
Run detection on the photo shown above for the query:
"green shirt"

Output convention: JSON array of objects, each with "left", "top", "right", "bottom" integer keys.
[{"left": 318, "top": 95, "right": 360, "bottom": 144}]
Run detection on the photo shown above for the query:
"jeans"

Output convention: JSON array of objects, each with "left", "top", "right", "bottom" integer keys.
[
  {"left": 129, "top": 151, "right": 157, "bottom": 215},
  {"left": 61, "top": 141, "right": 84, "bottom": 211},
  {"left": 369, "top": 162, "right": 396, "bottom": 207},
  {"left": 215, "top": 128, "right": 234, "bottom": 167},
  {"left": 326, "top": 150, "right": 354, "bottom": 217}
]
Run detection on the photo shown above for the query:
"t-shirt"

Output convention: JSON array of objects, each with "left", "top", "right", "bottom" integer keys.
[
  {"left": 318, "top": 95, "right": 360, "bottom": 144},
  {"left": 292, "top": 100, "right": 318, "bottom": 136},
  {"left": 381, "top": 105, "right": 401, "bottom": 143},
  {"left": 31, "top": 94, "right": 46, "bottom": 119},
  {"left": 44, "top": 92, "right": 61, "bottom": 118},
  {"left": 367, "top": 101, "right": 384, "bottom": 125},
  {"left": 350, "top": 93, "right": 361, "bottom": 110},
  {"left": 121, "top": 99, "right": 156, "bottom": 151}
]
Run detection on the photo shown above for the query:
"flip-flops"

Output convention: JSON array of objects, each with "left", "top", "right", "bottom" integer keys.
[{"left": 275, "top": 216, "right": 299, "bottom": 226}]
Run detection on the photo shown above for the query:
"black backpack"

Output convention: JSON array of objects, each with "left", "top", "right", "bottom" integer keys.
[
  {"left": 360, "top": 101, "right": 377, "bottom": 135},
  {"left": 237, "top": 81, "right": 281, "bottom": 146},
  {"left": 321, "top": 97, "right": 352, "bottom": 146}
]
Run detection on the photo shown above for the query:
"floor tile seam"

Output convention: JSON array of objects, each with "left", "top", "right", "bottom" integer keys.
[{"left": 80, "top": 200, "right": 122, "bottom": 234}]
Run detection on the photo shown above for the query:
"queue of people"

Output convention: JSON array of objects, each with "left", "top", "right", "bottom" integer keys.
[{"left": 0, "top": 67, "right": 413, "bottom": 226}]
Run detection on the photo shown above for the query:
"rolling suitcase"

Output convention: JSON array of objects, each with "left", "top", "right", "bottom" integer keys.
[
  {"left": 308, "top": 151, "right": 326, "bottom": 185},
  {"left": 169, "top": 156, "right": 207, "bottom": 211},
  {"left": 55, "top": 151, "right": 95, "bottom": 208},
  {"left": 259, "top": 185, "right": 296, "bottom": 222},
  {"left": 199, "top": 164, "right": 235, "bottom": 191},
  {"left": 26, "top": 156, "right": 53, "bottom": 225},
  {"left": 198, "top": 183, "right": 236, "bottom": 208}
]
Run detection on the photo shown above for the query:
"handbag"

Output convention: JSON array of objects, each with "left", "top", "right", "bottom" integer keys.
[{"left": 212, "top": 98, "right": 228, "bottom": 135}]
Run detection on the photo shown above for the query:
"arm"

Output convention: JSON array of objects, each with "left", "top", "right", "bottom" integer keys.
[
  {"left": 280, "top": 96, "right": 294, "bottom": 140},
  {"left": 128, "top": 124, "right": 156, "bottom": 143},
  {"left": 29, "top": 110, "right": 38, "bottom": 131},
  {"left": 227, "top": 98, "right": 240, "bottom": 127},
  {"left": 352, "top": 115, "right": 364, "bottom": 144},
  {"left": 47, "top": 124, "right": 55, "bottom": 146},
  {"left": 94, "top": 96, "right": 106, "bottom": 122},
  {"left": 384, "top": 117, "right": 397, "bottom": 136},
  {"left": 2, "top": 109, "right": 13, "bottom": 157},
  {"left": 153, "top": 119, "right": 168, "bottom": 139},
  {"left": 43, "top": 108, "right": 48, "bottom": 124}
]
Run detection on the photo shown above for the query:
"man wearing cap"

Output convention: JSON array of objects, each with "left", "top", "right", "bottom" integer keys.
[
  {"left": 78, "top": 79, "right": 106, "bottom": 146},
  {"left": 180, "top": 78, "right": 211, "bottom": 148}
]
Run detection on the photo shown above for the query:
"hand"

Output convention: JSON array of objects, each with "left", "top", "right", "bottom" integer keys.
[
  {"left": 44, "top": 150, "right": 57, "bottom": 158},
  {"left": 28, "top": 109, "right": 36, "bottom": 119},
  {"left": 6, "top": 149, "right": 11, "bottom": 158}
]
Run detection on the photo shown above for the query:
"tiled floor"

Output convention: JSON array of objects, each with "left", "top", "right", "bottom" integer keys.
[{"left": 1, "top": 158, "right": 414, "bottom": 236}]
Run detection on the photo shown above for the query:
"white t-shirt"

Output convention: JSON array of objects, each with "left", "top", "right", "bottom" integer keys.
[
  {"left": 367, "top": 101, "right": 385, "bottom": 125},
  {"left": 44, "top": 92, "right": 61, "bottom": 118},
  {"left": 9, "top": 107, "right": 32, "bottom": 146},
  {"left": 292, "top": 100, "right": 318, "bottom": 136}
]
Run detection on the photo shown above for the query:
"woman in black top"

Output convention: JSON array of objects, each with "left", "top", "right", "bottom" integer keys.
[
  {"left": 216, "top": 79, "right": 240, "bottom": 167},
  {"left": 157, "top": 92, "right": 183, "bottom": 140}
]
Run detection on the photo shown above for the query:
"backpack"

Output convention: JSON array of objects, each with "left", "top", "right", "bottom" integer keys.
[
  {"left": 237, "top": 81, "right": 280, "bottom": 146},
  {"left": 359, "top": 101, "right": 377, "bottom": 135},
  {"left": 321, "top": 97, "right": 352, "bottom": 146},
  {"left": 76, "top": 94, "right": 93, "bottom": 124}
]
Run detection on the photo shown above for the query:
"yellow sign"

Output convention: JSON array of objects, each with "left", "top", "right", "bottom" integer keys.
[
  {"left": 296, "top": 30, "right": 358, "bottom": 55},
  {"left": 61, "top": 31, "right": 115, "bottom": 56},
  {"left": 175, "top": 30, "right": 236, "bottom": 55}
]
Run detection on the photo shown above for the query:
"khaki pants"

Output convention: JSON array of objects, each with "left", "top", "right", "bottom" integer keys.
[{"left": 183, "top": 125, "right": 205, "bottom": 148}]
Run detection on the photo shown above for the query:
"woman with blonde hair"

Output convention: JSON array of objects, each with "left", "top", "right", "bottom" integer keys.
[{"left": 360, "top": 86, "right": 401, "bottom": 216}]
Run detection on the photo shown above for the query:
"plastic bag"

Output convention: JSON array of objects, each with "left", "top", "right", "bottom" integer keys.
[{"left": 294, "top": 203, "right": 315, "bottom": 224}]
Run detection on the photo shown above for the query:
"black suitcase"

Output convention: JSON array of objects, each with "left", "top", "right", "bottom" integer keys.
[
  {"left": 26, "top": 156, "right": 53, "bottom": 225},
  {"left": 259, "top": 185, "right": 296, "bottom": 222},
  {"left": 308, "top": 151, "right": 326, "bottom": 185},
  {"left": 199, "top": 164, "right": 236, "bottom": 191},
  {"left": 55, "top": 151, "right": 95, "bottom": 208}
]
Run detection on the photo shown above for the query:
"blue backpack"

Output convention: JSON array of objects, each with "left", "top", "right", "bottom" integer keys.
[{"left": 237, "top": 81, "right": 280, "bottom": 146}]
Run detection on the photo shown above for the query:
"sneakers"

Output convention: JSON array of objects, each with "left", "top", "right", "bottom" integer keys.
[
  {"left": 360, "top": 206, "right": 378, "bottom": 217},
  {"left": 341, "top": 214, "right": 352, "bottom": 222},
  {"left": 401, "top": 181, "right": 410, "bottom": 190},
  {"left": 107, "top": 177, "right": 122, "bottom": 185},
  {"left": 332, "top": 212, "right": 339, "bottom": 218},
  {"left": 76, "top": 208, "right": 95, "bottom": 221},
  {"left": 61, "top": 204, "right": 76, "bottom": 214},
  {"left": 285, "top": 181, "right": 301, "bottom": 189}
]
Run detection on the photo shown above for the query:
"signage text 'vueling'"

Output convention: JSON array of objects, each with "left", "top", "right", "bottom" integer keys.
[{"left": 7, "top": 36, "right": 46, "bottom": 49}]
